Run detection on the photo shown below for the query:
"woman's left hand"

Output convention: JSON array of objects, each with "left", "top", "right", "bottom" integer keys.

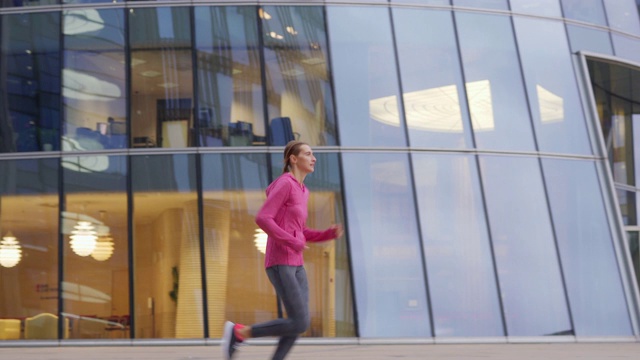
[{"left": 330, "top": 224, "right": 344, "bottom": 239}]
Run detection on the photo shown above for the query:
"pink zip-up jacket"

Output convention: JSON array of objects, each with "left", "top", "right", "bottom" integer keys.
[{"left": 255, "top": 172, "right": 337, "bottom": 268}]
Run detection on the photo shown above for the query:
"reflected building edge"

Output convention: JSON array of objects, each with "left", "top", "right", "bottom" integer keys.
[{"left": 0, "top": 0, "right": 640, "bottom": 344}]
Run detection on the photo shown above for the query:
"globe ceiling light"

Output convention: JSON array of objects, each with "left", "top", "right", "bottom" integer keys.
[
  {"left": 91, "top": 235, "right": 114, "bottom": 262},
  {"left": 254, "top": 228, "right": 268, "bottom": 255},
  {"left": 0, "top": 232, "right": 22, "bottom": 268},
  {"left": 70, "top": 221, "right": 97, "bottom": 257}
]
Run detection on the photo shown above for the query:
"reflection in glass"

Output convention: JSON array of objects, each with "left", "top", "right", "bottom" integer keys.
[
  {"left": 544, "top": 158, "right": 632, "bottom": 335},
  {"left": 194, "top": 6, "right": 265, "bottom": 147},
  {"left": 456, "top": 13, "right": 535, "bottom": 151},
  {"left": 612, "top": 34, "right": 640, "bottom": 63},
  {"left": 393, "top": 8, "right": 472, "bottom": 149},
  {"left": 0, "top": 159, "right": 59, "bottom": 340},
  {"left": 0, "top": 0, "right": 57, "bottom": 9},
  {"left": 342, "top": 153, "right": 429, "bottom": 337},
  {"left": 132, "top": 154, "right": 202, "bottom": 339},
  {"left": 480, "top": 155, "right": 571, "bottom": 336},
  {"left": 413, "top": 154, "right": 503, "bottom": 337},
  {"left": 514, "top": 17, "right": 591, "bottom": 154},
  {"left": 327, "top": 7, "right": 407, "bottom": 147},
  {"left": 560, "top": 0, "right": 608, "bottom": 26},
  {"left": 0, "top": 12, "right": 61, "bottom": 152},
  {"left": 510, "top": 0, "right": 562, "bottom": 17},
  {"left": 63, "top": 9, "right": 127, "bottom": 152},
  {"left": 262, "top": 6, "right": 337, "bottom": 147},
  {"left": 62, "top": 155, "right": 129, "bottom": 339},
  {"left": 129, "top": 7, "right": 194, "bottom": 149},
  {"left": 566, "top": 25, "right": 613, "bottom": 54}
]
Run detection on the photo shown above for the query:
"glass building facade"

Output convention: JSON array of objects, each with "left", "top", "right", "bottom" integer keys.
[{"left": 0, "top": 0, "right": 639, "bottom": 343}]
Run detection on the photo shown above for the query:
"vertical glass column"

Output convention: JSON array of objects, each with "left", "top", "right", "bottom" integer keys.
[
  {"left": 131, "top": 154, "right": 202, "bottom": 339},
  {"left": 261, "top": 6, "right": 337, "bottom": 147},
  {"left": 543, "top": 158, "right": 632, "bottom": 335},
  {"left": 393, "top": 8, "right": 473, "bottom": 149},
  {"left": 342, "top": 152, "right": 429, "bottom": 337},
  {"left": 62, "top": 8, "right": 127, "bottom": 151},
  {"left": 413, "top": 154, "right": 503, "bottom": 337},
  {"left": 0, "top": 159, "right": 59, "bottom": 340},
  {"left": 327, "top": 6, "right": 407, "bottom": 147},
  {"left": 194, "top": 6, "right": 265, "bottom": 147},
  {"left": 129, "top": 7, "right": 194, "bottom": 149},
  {"left": 456, "top": 12, "right": 536, "bottom": 152},
  {"left": 0, "top": 12, "right": 61, "bottom": 153},
  {"left": 62, "top": 155, "right": 130, "bottom": 339},
  {"left": 201, "top": 153, "right": 272, "bottom": 337},
  {"left": 479, "top": 155, "right": 571, "bottom": 336}
]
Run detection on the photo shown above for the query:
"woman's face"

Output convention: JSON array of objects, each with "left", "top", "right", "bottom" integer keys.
[{"left": 292, "top": 144, "right": 316, "bottom": 174}]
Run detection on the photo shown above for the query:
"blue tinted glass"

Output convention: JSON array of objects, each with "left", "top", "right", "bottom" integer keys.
[
  {"left": 456, "top": 13, "right": 535, "bottom": 151},
  {"left": 342, "top": 153, "right": 430, "bottom": 337},
  {"left": 453, "top": 0, "right": 508, "bottom": 10},
  {"left": 603, "top": 0, "right": 640, "bottom": 35},
  {"left": 514, "top": 17, "right": 591, "bottom": 155},
  {"left": 1, "top": 12, "right": 61, "bottom": 152},
  {"left": 566, "top": 25, "right": 613, "bottom": 54},
  {"left": 327, "top": 7, "right": 407, "bottom": 147},
  {"left": 63, "top": 9, "right": 127, "bottom": 151},
  {"left": 480, "top": 155, "right": 571, "bottom": 336},
  {"left": 393, "top": 8, "right": 472, "bottom": 149},
  {"left": 413, "top": 154, "right": 503, "bottom": 336},
  {"left": 0, "top": 0, "right": 57, "bottom": 8},
  {"left": 543, "top": 159, "right": 632, "bottom": 335},
  {"left": 561, "top": 0, "right": 607, "bottom": 26},
  {"left": 612, "top": 34, "right": 640, "bottom": 63},
  {"left": 510, "top": 0, "right": 562, "bottom": 16},
  {"left": 262, "top": 6, "right": 337, "bottom": 147},
  {"left": 194, "top": 6, "right": 265, "bottom": 147}
]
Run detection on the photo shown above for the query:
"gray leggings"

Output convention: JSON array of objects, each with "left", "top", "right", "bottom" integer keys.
[{"left": 250, "top": 265, "right": 310, "bottom": 360}]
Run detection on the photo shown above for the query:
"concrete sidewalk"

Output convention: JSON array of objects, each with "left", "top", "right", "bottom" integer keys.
[{"left": 1, "top": 342, "right": 640, "bottom": 359}]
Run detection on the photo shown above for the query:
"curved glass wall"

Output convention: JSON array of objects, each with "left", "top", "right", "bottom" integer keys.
[{"left": 0, "top": 0, "right": 639, "bottom": 343}]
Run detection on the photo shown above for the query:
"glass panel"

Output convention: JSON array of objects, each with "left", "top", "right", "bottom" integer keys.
[
  {"left": 262, "top": 6, "right": 337, "bottom": 147},
  {"left": 612, "top": 34, "right": 640, "bottom": 63},
  {"left": 603, "top": 0, "right": 640, "bottom": 35},
  {"left": 514, "top": 17, "right": 591, "bottom": 154},
  {"left": 201, "top": 153, "right": 271, "bottom": 337},
  {"left": 588, "top": 60, "right": 638, "bottom": 186},
  {"left": 63, "top": 9, "right": 127, "bottom": 151},
  {"left": 0, "top": 12, "right": 61, "bottom": 153},
  {"left": 453, "top": 0, "right": 508, "bottom": 10},
  {"left": 628, "top": 231, "right": 640, "bottom": 299},
  {"left": 194, "top": 6, "right": 265, "bottom": 147},
  {"left": 129, "top": 7, "right": 194, "bottom": 149},
  {"left": 0, "top": 0, "right": 57, "bottom": 8},
  {"left": 544, "top": 158, "right": 632, "bottom": 335},
  {"left": 62, "top": 155, "right": 130, "bottom": 339},
  {"left": 63, "top": 0, "right": 120, "bottom": 4},
  {"left": 342, "top": 153, "right": 429, "bottom": 337},
  {"left": 510, "top": 0, "right": 562, "bottom": 17},
  {"left": 456, "top": 13, "right": 535, "bottom": 151},
  {"left": 0, "top": 159, "right": 59, "bottom": 340},
  {"left": 560, "top": 0, "right": 608, "bottom": 26},
  {"left": 393, "top": 8, "right": 472, "bottom": 149},
  {"left": 132, "top": 154, "right": 202, "bottom": 339},
  {"left": 327, "top": 6, "right": 407, "bottom": 147},
  {"left": 413, "top": 154, "right": 503, "bottom": 337},
  {"left": 566, "top": 25, "right": 613, "bottom": 54},
  {"left": 480, "top": 155, "right": 571, "bottom": 336},
  {"left": 617, "top": 189, "right": 637, "bottom": 226}
]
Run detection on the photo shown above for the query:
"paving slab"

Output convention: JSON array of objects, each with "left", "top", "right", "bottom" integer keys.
[{"left": 1, "top": 343, "right": 640, "bottom": 360}]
